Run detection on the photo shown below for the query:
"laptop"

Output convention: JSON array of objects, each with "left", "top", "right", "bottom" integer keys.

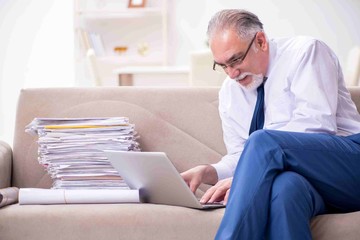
[{"left": 104, "top": 150, "right": 225, "bottom": 209}]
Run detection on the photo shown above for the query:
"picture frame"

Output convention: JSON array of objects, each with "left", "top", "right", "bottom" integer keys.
[{"left": 128, "top": 0, "right": 146, "bottom": 8}]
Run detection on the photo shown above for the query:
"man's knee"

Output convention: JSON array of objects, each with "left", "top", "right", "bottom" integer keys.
[
  {"left": 246, "top": 130, "right": 282, "bottom": 153},
  {"left": 247, "top": 129, "right": 276, "bottom": 145},
  {"left": 247, "top": 129, "right": 269, "bottom": 141}
]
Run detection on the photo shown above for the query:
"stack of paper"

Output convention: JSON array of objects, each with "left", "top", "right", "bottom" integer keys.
[{"left": 25, "top": 117, "right": 140, "bottom": 190}]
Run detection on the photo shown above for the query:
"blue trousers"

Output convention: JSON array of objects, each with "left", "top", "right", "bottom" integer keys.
[{"left": 215, "top": 130, "right": 360, "bottom": 240}]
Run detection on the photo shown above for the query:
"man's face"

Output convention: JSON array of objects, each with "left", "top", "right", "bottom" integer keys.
[{"left": 210, "top": 29, "right": 269, "bottom": 88}]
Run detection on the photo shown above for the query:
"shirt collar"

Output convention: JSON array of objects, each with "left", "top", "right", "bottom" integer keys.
[{"left": 266, "top": 39, "right": 277, "bottom": 78}]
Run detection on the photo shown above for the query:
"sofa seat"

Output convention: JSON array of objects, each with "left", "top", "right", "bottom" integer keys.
[{"left": 0, "top": 203, "right": 224, "bottom": 239}]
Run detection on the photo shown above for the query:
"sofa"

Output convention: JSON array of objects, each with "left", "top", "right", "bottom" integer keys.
[{"left": 0, "top": 86, "right": 360, "bottom": 240}]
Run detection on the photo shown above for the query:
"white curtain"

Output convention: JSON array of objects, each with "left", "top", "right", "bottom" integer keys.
[{"left": 0, "top": 0, "right": 75, "bottom": 145}]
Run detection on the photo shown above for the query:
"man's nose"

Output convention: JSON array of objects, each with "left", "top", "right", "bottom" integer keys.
[{"left": 226, "top": 66, "right": 240, "bottom": 79}]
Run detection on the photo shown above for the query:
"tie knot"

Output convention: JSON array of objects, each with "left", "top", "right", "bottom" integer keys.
[{"left": 256, "top": 77, "right": 267, "bottom": 93}]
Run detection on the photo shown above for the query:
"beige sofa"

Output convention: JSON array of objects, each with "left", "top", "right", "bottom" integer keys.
[{"left": 0, "top": 87, "right": 360, "bottom": 240}]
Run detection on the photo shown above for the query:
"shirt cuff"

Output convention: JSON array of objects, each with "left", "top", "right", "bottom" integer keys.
[{"left": 211, "top": 162, "right": 234, "bottom": 180}]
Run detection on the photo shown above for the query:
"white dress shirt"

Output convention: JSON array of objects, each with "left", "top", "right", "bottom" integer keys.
[{"left": 212, "top": 36, "right": 360, "bottom": 180}]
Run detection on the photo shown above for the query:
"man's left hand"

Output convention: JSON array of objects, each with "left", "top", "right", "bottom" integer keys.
[{"left": 200, "top": 177, "right": 232, "bottom": 205}]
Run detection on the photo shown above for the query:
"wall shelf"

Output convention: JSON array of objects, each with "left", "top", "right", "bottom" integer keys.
[{"left": 74, "top": 0, "right": 168, "bottom": 86}]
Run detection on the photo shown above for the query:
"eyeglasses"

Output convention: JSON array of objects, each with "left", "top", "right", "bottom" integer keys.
[{"left": 213, "top": 33, "right": 258, "bottom": 74}]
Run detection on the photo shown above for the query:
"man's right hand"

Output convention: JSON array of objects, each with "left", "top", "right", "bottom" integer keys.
[{"left": 180, "top": 165, "right": 218, "bottom": 193}]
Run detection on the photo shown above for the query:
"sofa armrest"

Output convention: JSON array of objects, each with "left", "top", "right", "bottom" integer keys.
[{"left": 0, "top": 140, "right": 12, "bottom": 188}]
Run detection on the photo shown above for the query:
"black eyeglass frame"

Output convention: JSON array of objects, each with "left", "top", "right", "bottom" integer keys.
[{"left": 212, "top": 32, "right": 258, "bottom": 72}]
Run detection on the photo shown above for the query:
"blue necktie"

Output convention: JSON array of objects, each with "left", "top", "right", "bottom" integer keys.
[{"left": 249, "top": 79, "right": 266, "bottom": 135}]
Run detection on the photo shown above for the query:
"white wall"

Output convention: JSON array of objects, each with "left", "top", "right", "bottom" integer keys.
[
  {"left": 0, "top": 0, "right": 74, "bottom": 144},
  {"left": 0, "top": 0, "right": 360, "bottom": 143},
  {"left": 168, "top": 0, "right": 360, "bottom": 69},
  {"left": 78, "top": 0, "right": 360, "bottom": 86}
]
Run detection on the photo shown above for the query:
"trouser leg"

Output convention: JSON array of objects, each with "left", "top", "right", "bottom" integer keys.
[
  {"left": 267, "top": 172, "right": 326, "bottom": 240},
  {"left": 215, "top": 130, "right": 360, "bottom": 240}
]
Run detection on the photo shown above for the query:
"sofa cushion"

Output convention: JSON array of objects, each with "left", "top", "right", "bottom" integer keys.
[
  {"left": 0, "top": 203, "right": 225, "bottom": 240},
  {"left": 311, "top": 211, "right": 360, "bottom": 239}
]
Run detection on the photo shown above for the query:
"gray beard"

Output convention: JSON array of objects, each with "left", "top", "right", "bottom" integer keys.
[{"left": 236, "top": 72, "right": 264, "bottom": 91}]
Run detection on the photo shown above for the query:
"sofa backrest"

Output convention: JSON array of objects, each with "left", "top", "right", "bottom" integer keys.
[
  {"left": 12, "top": 87, "right": 360, "bottom": 188},
  {"left": 349, "top": 87, "right": 360, "bottom": 112},
  {"left": 12, "top": 87, "right": 226, "bottom": 188}
]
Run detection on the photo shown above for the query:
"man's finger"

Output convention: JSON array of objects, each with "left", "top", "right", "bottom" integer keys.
[
  {"left": 209, "top": 187, "right": 227, "bottom": 203},
  {"left": 200, "top": 186, "right": 216, "bottom": 203},
  {"left": 189, "top": 180, "right": 201, "bottom": 194},
  {"left": 224, "top": 189, "right": 231, "bottom": 205}
]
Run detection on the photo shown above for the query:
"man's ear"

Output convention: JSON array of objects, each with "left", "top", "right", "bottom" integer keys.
[{"left": 256, "top": 32, "right": 268, "bottom": 51}]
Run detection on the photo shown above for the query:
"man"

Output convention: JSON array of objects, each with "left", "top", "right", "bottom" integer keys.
[{"left": 181, "top": 9, "right": 360, "bottom": 240}]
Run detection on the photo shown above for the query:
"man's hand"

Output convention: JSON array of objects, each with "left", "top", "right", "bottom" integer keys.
[
  {"left": 180, "top": 165, "right": 218, "bottom": 193},
  {"left": 200, "top": 177, "right": 232, "bottom": 205}
]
